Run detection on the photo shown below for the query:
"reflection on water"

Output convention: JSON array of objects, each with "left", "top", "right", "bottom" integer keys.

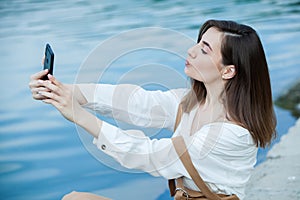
[{"left": 1, "top": 0, "right": 300, "bottom": 199}]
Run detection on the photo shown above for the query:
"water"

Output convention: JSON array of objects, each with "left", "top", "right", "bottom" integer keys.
[{"left": 1, "top": 0, "right": 299, "bottom": 199}]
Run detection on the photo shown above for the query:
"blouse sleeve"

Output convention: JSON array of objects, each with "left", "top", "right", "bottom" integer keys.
[
  {"left": 77, "top": 84, "right": 187, "bottom": 130},
  {"left": 93, "top": 120, "right": 190, "bottom": 180},
  {"left": 93, "top": 118, "right": 257, "bottom": 189}
]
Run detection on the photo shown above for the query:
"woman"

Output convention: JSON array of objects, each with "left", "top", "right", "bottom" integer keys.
[{"left": 29, "top": 20, "right": 276, "bottom": 200}]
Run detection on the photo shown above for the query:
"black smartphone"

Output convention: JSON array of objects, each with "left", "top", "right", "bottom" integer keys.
[{"left": 42, "top": 43, "right": 54, "bottom": 80}]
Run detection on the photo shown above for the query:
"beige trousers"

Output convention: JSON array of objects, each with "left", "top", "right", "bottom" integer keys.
[{"left": 62, "top": 191, "right": 111, "bottom": 200}]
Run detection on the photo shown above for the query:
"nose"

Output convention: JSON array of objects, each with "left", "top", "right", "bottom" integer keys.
[{"left": 188, "top": 45, "right": 197, "bottom": 59}]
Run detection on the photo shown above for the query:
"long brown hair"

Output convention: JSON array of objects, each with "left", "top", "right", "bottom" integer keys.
[{"left": 181, "top": 20, "right": 276, "bottom": 148}]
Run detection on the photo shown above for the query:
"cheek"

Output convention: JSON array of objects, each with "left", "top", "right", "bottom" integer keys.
[
  {"left": 194, "top": 60, "right": 222, "bottom": 81},
  {"left": 194, "top": 58, "right": 214, "bottom": 74}
]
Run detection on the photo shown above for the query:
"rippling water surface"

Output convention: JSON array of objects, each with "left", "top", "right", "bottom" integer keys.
[{"left": 1, "top": 0, "right": 299, "bottom": 199}]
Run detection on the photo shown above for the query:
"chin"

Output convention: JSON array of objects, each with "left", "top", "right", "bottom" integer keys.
[
  {"left": 184, "top": 66, "right": 192, "bottom": 77},
  {"left": 184, "top": 68, "right": 197, "bottom": 81}
]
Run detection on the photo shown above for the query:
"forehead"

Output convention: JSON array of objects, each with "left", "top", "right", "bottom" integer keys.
[{"left": 201, "top": 27, "right": 223, "bottom": 52}]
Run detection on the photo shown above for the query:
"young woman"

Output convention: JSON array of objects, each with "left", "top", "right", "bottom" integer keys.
[{"left": 29, "top": 20, "right": 276, "bottom": 200}]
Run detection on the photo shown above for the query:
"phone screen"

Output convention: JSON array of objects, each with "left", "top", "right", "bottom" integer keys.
[{"left": 42, "top": 44, "right": 54, "bottom": 80}]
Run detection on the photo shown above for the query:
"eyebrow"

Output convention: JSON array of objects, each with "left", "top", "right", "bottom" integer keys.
[{"left": 203, "top": 40, "right": 213, "bottom": 51}]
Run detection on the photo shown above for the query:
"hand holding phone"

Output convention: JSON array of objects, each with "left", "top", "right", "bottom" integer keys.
[{"left": 42, "top": 43, "right": 54, "bottom": 80}]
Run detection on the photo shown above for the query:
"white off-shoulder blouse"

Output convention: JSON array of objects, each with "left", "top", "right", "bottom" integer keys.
[{"left": 78, "top": 84, "right": 257, "bottom": 200}]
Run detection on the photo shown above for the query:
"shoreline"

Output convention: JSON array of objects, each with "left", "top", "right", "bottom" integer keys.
[{"left": 244, "top": 118, "right": 300, "bottom": 200}]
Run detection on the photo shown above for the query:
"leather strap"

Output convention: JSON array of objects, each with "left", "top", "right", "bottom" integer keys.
[
  {"left": 176, "top": 177, "right": 206, "bottom": 198},
  {"left": 168, "top": 178, "right": 176, "bottom": 196},
  {"left": 168, "top": 104, "right": 235, "bottom": 200},
  {"left": 172, "top": 136, "right": 223, "bottom": 200}
]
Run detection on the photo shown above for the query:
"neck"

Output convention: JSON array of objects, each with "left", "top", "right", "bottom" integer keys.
[
  {"left": 202, "top": 81, "right": 224, "bottom": 109},
  {"left": 199, "top": 81, "right": 227, "bottom": 121}
]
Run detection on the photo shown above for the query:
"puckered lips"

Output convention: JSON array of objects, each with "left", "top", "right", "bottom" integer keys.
[{"left": 185, "top": 59, "right": 191, "bottom": 67}]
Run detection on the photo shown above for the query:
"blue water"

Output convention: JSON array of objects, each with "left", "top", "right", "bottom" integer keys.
[{"left": 1, "top": 0, "right": 299, "bottom": 199}]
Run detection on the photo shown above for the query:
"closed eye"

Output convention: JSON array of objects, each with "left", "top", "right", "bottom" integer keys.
[{"left": 201, "top": 48, "right": 207, "bottom": 54}]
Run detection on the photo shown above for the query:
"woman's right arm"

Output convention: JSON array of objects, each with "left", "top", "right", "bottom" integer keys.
[
  {"left": 77, "top": 84, "right": 187, "bottom": 130},
  {"left": 29, "top": 70, "right": 186, "bottom": 130},
  {"left": 29, "top": 70, "right": 88, "bottom": 105},
  {"left": 65, "top": 84, "right": 88, "bottom": 105}
]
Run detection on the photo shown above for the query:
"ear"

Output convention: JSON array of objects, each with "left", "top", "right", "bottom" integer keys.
[{"left": 221, "top": 65, "right": 236, "bottom": 80}]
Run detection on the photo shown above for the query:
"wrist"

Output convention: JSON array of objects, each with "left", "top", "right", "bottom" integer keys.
[
  {"left": 74, "top": 107, "right": 103, "bottom": 138},
  {"left": 65, "top": 84, "right": 88, "bottom": 105},
  {"left": 72, "top": 106, "right": 88, "bottom": 125},
  {"left": 74, "top": 85, "right": 88, "bottom": 105}
]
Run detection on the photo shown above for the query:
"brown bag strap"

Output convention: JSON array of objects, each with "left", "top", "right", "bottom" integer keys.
[
  {"left": 168, "top": 104, "right": 239, "bottom": 200},
  {"left": 168, "top": 179, "right": 176, "bottom": 197},
  {"left": 169, "top": 103, "right": 221, "bottom": 200},
  {"left": 172, "top": 136, "right": 223, "bottom": 200}
]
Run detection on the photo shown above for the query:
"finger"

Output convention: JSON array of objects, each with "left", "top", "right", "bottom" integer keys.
[
  {"left": 30, "top": 69, "right": 49, "bottom": 80},
  {"left": 41, "top": 56, "right": 45, "bottom": 66},
  {"left": 29, "top": 79, "right": 50, "bottom": 89},
  {"left": 41, "top": 80, "right": 63, "bottom": 96},
  {"left": 47, "top": 74, "right": 63, "bottom": 88},
  {"left": 32, "top": 88, "right": 50, "bottom": 100},
  {"left": 42, "top": 98, "right": 61, "bottom": 110},
  {"left": 38, "top": 91, "right": 61, "bottom": 103},
  {"left": 32, "top": 93, "right": 48, "bottom": 100},
  {"left": 32, "top": 86, "right": 51, "bottom": 94},
  {"left": 42, "top": 98, "right": 51, "bottom": 104}
]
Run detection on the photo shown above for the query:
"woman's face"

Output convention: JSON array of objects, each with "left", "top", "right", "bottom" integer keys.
[{"left": 185, "top": 27, "right": 224, "bottom": 84}]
